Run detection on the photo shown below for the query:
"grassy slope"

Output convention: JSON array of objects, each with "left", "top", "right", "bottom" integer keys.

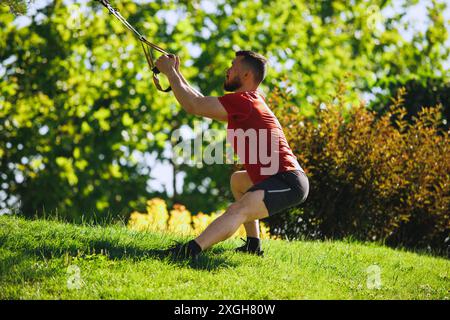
[{"left": 0, "top": 215, "right": 448, "bottom": 300}]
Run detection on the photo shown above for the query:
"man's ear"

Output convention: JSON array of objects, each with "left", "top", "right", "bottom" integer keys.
[{"left": 243, "top": 70, "right": 252, "bottom": 80}]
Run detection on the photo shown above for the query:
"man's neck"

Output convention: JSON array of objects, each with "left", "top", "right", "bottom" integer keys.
[{"left": 234, "top": 84, "right": 258, "bottom": 93}]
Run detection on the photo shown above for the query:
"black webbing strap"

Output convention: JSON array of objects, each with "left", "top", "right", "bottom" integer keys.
[{"left": 97, "top": 0, "right": 171, "bottom": 92}]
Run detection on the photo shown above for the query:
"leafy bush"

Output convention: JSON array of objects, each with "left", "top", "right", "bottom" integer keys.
[{"left": 268, "top": 87, "right": 449, "bottom": 253}]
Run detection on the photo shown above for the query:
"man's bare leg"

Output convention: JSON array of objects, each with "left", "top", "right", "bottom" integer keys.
[
  {"left": 243, "top": 220, "right": 260, "bottom": 238},
  {"left": 230, "top": 171, "right": 260, "bottom": 238},
  {"left": 162, "top": 171, "right": 267, "bottom": 259},
  {"left": 195, "top": 190, "right": 269, "bottom": 250}
]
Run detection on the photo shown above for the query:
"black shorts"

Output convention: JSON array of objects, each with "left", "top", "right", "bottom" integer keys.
[{"left": 245, "top": 170, "right": 309, "bottom": 216}]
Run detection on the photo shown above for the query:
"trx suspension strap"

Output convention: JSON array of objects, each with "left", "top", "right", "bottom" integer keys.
[{"left": 96, "top": 0, "right": 171, "bottom": 92}]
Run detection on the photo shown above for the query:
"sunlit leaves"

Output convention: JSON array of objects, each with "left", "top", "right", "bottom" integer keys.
[
  {"left": 121, "top": 112, "right": 133, "bottom": 127},
  {"left": 56, "top": 156, "right": 78, "bottom": 186},
  {"left": 92, "top": 108, "right": 111, "bottom": 131},
  {"left": 1, "top": 0, "right": 31, "bottom": 15}
]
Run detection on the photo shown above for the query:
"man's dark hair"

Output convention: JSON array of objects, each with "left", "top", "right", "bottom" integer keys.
[{"left": 236, "top": 50, "right": 268, "bottom": 84}]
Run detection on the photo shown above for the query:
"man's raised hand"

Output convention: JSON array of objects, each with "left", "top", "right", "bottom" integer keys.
[{"left": 155, "top": 54, "right": 176, "bottom": 75}]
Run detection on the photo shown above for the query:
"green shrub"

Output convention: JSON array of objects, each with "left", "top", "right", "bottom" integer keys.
[{"left": 267, "top": 87, "right": 449, "bottom": 254}]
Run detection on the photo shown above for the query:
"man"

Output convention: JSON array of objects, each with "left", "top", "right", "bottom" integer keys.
[{"left": 155, "top": 50, "right": 309, "bottom": 259}]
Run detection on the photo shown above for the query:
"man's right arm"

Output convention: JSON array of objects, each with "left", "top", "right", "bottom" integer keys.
[
  {"left": 168, "top": 57, "right": 228, "bottom": 122},
  {"left": 175, "top": 56, "right": 203, "bottom": 98}
]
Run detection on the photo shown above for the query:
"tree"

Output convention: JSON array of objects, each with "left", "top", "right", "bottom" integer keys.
[
  {"left": 0, "top": 1, "right": 185, "bottom": 220},
  {"left": 1, "top": 0, "right": 33, "bottom": 15},
  {"left": 370, "top": 0, "right": 449, "bottom": 127}
]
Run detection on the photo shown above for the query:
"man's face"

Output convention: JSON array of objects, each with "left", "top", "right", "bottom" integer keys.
[{"left": 224, "top": 57, "right": 244, "bottom": 92}]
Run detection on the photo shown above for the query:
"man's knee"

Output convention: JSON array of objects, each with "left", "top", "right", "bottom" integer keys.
[
  {"left": 230, "top": 170, "right": 252, "bottom": 193},
  {"left": 230, "top": 171, "right": 241, "bottom": 190}
]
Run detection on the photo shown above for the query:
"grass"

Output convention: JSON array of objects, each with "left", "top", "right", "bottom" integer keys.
[{"left": 0, "top": 215, "right": 449, "bottom": 299}]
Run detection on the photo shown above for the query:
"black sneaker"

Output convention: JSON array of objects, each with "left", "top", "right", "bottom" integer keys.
[
  {"left": 235, "top": 238, "right": 264, "bottom": 256},
  {"left": 159, "top": 241, "right": 200, "bottom": 260}
]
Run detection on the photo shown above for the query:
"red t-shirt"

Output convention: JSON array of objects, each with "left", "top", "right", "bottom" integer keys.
[{"left": 218, "top": 90, "right": 303, "bottom": 184}]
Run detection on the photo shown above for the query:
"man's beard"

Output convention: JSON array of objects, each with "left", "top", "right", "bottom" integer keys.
[{"left": 223, "top": 75, "right": 242, "bottom": 92}]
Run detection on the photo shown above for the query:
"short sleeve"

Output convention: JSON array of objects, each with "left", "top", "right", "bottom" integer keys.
[{"left": 218, "top": 93, "right": 252, "bottom": 121}]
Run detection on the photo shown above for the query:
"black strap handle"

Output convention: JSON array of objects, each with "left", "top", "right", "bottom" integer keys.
[{"left": 141, "top": 43, "right": 171, "bottom": 92}]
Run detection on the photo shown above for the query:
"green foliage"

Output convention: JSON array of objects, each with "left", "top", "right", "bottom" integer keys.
[
  {"left": 372, "top": 76, "right": 450, "bottom": 129},
  {"left": 1, "top": 216, "right": 449, "bottom": 299},
  {"left": 370, "top": 0, "right": 450, "bottom": 127},
  {"left": 1, "top": 0, "right": 449, "bottom": 221},
  {"left": 0, "top": 1, "right": 182, "bottom": 220},
  {"left": 0, "top": 0, "right": 33, "bottom": 15},
  {"left": 268, "top": 86, "right": 449, "bottom": 253}
]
